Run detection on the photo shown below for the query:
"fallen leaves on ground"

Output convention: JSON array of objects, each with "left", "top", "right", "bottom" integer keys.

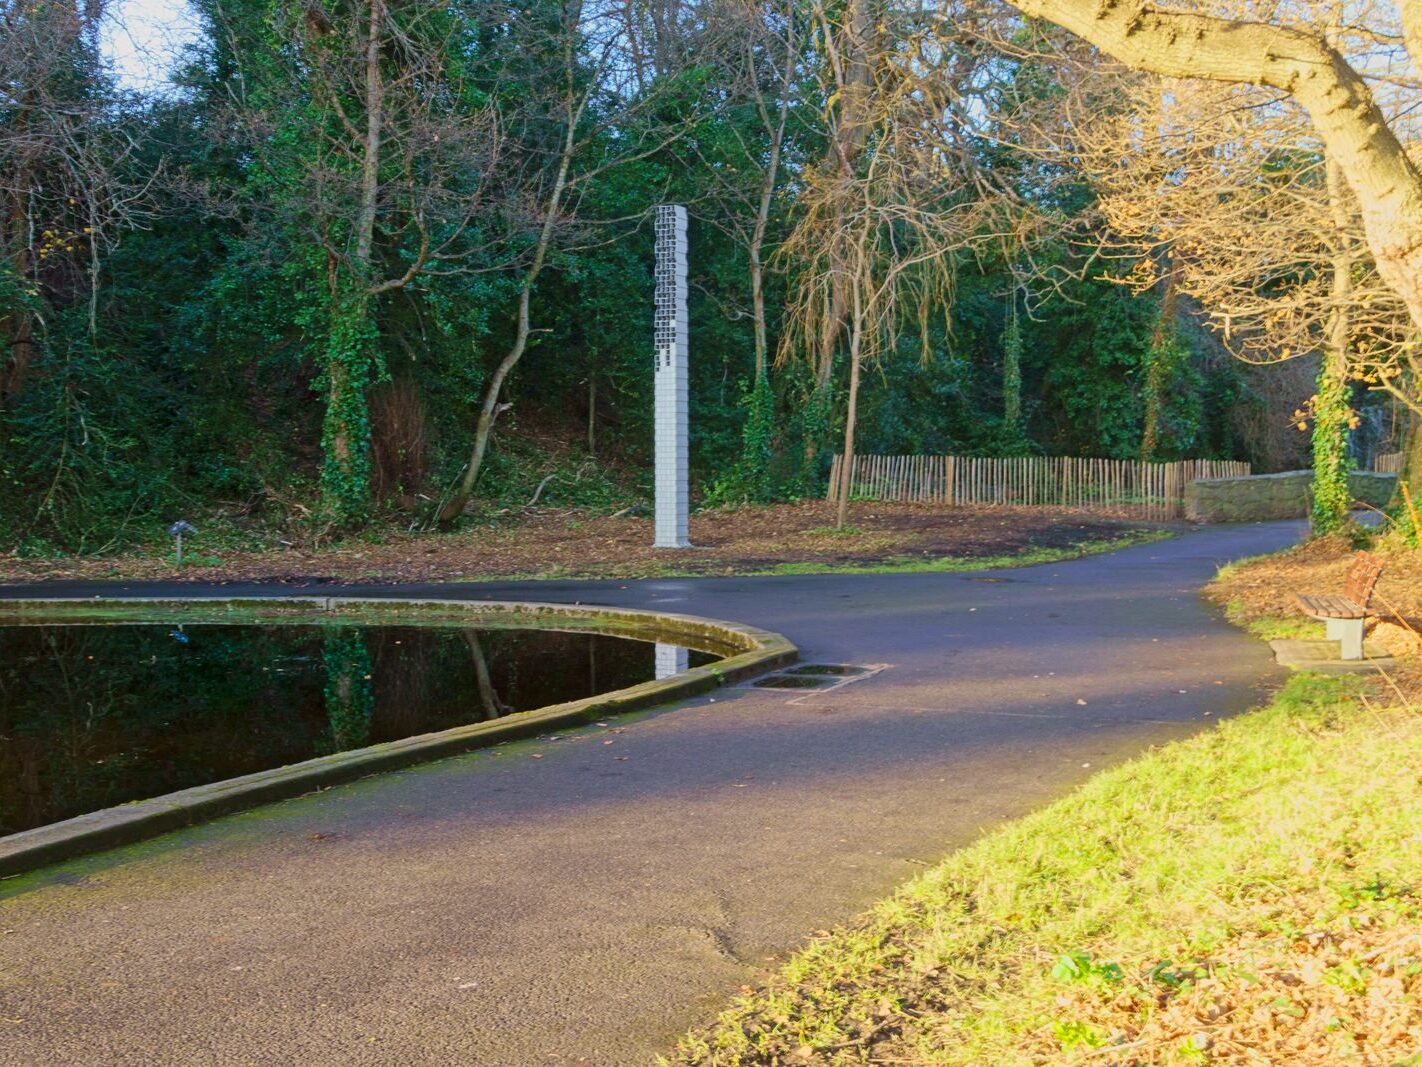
[
  {"left": 1039, "top": 914, "right": 1422, "bottom": 1065},
  {"left": 0, "top": 502, "right": 1157, "bottom": 584}
]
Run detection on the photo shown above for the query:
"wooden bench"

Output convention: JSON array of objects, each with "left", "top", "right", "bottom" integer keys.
[{"left": 1293, "top": 551, "right": 1385, "bottom": 661}]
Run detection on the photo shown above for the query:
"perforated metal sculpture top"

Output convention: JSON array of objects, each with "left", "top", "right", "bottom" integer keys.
[{"left": 654, "top": 205, "right": 682, "bottom": 373}]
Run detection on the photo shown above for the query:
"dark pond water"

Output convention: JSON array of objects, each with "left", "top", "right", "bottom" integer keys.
[{"left": 0, "top": 623, "right": 717, "bottom": 835}]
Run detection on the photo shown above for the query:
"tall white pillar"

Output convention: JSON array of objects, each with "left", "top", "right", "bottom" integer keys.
[{"left": 654, "top": 204, "right": 690, "bottom": 548}]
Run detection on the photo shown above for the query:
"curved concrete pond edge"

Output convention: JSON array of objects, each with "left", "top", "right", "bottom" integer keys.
[{"left": 0, "top": 595, "right": 798, "bottom": 876}]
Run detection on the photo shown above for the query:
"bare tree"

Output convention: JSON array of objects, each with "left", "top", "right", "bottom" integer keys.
[
  {"left": 435, "top": 0, "right": 726, "bottom": 523},
  {"left": 1020, "top": 2, "right": 1418, "bottom": 520},
  {"left": 989, "top": 0, "right": 1422, "bottom": 343},
  {"left": 779, "top": 6, "right": 1050, "bottom": 527},
  {"left": 0, "top": 0, "right": 144, "bottom": 408}
]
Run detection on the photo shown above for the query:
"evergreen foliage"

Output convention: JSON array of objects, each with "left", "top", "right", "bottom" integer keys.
[{"left": 1, "top": 0, "right": 1392, "bottom": 553}]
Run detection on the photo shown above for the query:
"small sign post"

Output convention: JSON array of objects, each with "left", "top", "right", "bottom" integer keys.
[{"left": 168, "top": 520, "right": 198, "bottom": 566}]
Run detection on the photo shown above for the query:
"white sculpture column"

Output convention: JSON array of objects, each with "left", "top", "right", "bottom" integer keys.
[{"left": 654, "top": 204, "right": 690, "bottom": 548}]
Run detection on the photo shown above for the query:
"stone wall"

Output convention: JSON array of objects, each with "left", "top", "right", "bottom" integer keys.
[{"left": 1185, "top": 470, "right": 1398, "bottom": 523}]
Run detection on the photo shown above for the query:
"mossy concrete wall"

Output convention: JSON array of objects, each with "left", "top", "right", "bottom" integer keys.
[{"left": 1185, "top": 470, "right": 1397, "bottom": 523}]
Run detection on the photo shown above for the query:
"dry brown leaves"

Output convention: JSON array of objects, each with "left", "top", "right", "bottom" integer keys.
[
  {"left": 1047, "top": 922, "right": 1422, "bottom": 1066},
  {"left": 0, "top": 502, "right": 1152, "bottom": 584},
  {"left": 1210, "top": 535, "right": 1416, "bottom": 619}
]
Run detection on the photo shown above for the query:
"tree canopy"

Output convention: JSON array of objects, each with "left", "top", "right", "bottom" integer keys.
[{"left": 0, "top": 0, "right": 1415, "bottom": 552}]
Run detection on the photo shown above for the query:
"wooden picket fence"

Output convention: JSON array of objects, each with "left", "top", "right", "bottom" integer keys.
[
  {"left": 825, "top": 454, "right": 1251, "bottom": 520},
  {"left": 1374, "top": 451, "right": 1405, "bottom": 474}
]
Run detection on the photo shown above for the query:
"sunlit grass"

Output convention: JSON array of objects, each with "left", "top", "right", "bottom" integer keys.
[{"left": 674, "top": 672, "right": 1421, "bottom": 1064}]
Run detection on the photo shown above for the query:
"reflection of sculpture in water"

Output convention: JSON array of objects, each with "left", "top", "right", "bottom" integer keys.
[
  {"left": 323, "top": 628, "right": 373, "bottom": 750},
  {"left": 463, "top": 631, "right": 512, "bottom": 720},
  {"left": 655, "top": 642, "right": 688, "bottom": 680}
]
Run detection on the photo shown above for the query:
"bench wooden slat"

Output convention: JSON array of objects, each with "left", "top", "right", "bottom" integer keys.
[
  {"left": 1343, "top": 551, "right": 1386, "bottom": 606},
  {"left": 1317, "top": 594, "right": 1359, "bottom": 615},
  {"left": 1294, "top": 593, "right": 1367, "bottom": 619}
]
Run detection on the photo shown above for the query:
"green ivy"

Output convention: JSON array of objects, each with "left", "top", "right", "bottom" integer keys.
[
  {"left": 1310, "top": 356, "right": 1352, "bottom": 535},
  {"left": 317, "top": 292, "right": 380, "bottom": 526},
  {"left": 1002, "top": 306, "right": 1023, "bottom": 429},
  {"left": 796, "top": 380, "right": 837, "bottom": 494},
  {"left": 705, "top": 372, "right": 778, "bottom": 505}
]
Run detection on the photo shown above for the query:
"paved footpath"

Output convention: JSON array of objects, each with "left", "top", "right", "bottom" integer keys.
[{"left": 0, "top": 521, "right": 1302, "bottom": 1066}]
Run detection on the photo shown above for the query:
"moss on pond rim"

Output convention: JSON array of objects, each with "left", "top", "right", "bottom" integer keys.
[{"left": 0, "top": 596, "right": 796, "bottom": 875}]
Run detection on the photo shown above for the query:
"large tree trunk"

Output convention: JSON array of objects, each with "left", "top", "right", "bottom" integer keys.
[
  {"left": 997, "top": 0, "right": 1422, "bottom": 335},
  {"left": 835, "top": 289, "right": 866, "bottom": 530}
]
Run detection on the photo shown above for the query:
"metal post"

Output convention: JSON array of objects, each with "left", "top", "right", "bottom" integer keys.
[{"left": 653, "top": 204, "right": 690, "bottom": 548}]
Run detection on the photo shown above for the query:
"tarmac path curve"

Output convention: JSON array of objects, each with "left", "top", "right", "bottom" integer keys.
[{"left": 0, "top": 520, "right": 1303, "bottom": 1065}]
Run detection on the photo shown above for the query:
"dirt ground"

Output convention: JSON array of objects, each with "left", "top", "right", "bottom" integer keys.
[
  {"left": 1207, "top": 533, "right": 1422, "bottom": 663},
  {"left": 0, "top": 501, "right": 1159, "bottom": 584}
]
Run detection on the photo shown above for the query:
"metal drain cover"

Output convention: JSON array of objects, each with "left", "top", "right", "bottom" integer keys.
[
  {"left": 746, "top": 663, "right": 886, "bottom": 693},
  {"left": 751, "top": 675, "right": 831, "bottom": 689}
]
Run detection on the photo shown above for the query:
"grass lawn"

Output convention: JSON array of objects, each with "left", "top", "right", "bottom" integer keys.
[{"left": 675, "top": 598, "right": 1422, "bottom": 1063}]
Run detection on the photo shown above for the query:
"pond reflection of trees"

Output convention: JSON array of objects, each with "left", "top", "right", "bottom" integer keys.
[{"left": 0, "top": 624, "right": 679, "bottom": 834}]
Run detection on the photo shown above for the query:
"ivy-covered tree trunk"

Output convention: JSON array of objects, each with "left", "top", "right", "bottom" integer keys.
[
  {"left": 1140, "top": 261, "right": 1179, "bottom": 461},
  {"left": 1002, "top": 305, "right": 1022, "bottom": 431},
  {"left": 1310, "top": 348, "right": 1351, "bottom": 534},
  {"left": 312, "top": 0, "right": 389, "bottom": 528},
  {"left": 1311, "top": 154, "right": 1354, "bottom": 535},
  {"left": 319, "top": 293, "right": 378, "bottom": 525},
  {"left": 1391, "top": 413, "right": 1422, "bottom": 541}
]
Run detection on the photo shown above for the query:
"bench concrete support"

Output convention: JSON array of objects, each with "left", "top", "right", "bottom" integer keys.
[{"left": 1324, "top": 617, "right": 1365, "bottom": 660}]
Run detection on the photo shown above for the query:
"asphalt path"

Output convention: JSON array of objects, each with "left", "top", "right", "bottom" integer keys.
[{"left": 0, "top": 520, "right": 1303, "bottom": 1065}]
